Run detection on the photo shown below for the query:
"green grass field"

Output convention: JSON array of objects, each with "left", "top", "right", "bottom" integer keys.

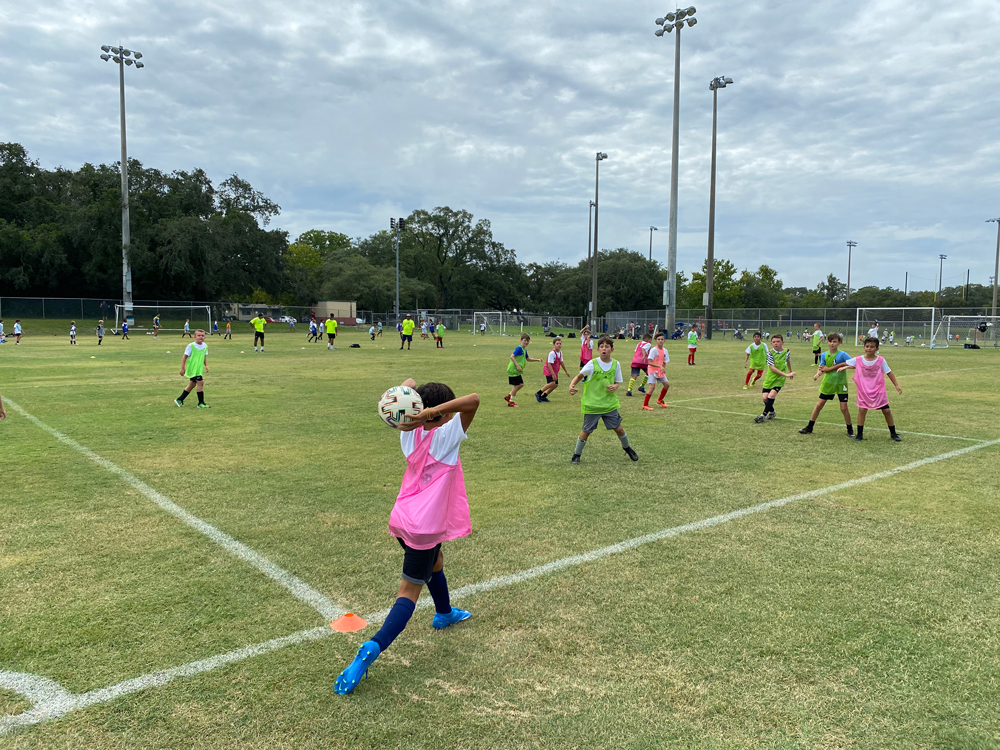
[{"left": 2, "top": 323, "right": 1000, "bottom": 748}]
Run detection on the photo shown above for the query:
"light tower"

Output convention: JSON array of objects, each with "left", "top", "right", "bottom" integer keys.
[
  {"left": 846, "top": 241, "right": 857, "bottom": 302},
  {"left": 705, "top": 75, "right": 733, "bottom": 339}
]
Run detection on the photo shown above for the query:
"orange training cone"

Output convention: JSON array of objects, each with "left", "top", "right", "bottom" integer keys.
[{"left": 330, "top": 612, "right": 368, "bottom": 632}]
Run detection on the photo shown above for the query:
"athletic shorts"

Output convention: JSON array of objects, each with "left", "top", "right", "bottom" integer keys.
[
  {"left": 188, "top": 376, "right": 204, "bottom": 382},
  {"left": 688, "top": 346, "right": 697, "bottom": 351},
  {"left": 254, "top": 332, "right": 265, "bottom": 341},
  {"left": 582, "top": 409, "right": 622, "bottom": 433},
  {"left": 396, "top": 538, "right": 441, "bottom": 585},
  {"left": 508, "top": 375, "right": 524, "bottom": 386},
  {"left": 647, "top": 374, "right": 669, "bottom": 385},
  {"left": 812, "top": 348, "right": 821, "bottom": 355},
  {"left": 328, "top": 332, "right": 336, "bottom": 339},
  {"left": 630, "top": 366, "right": 647, "bottom": 377},
  {"left": 580, "top": 359, "right": 589, "bottom": 369},
  {"left": 762, "top": 386, "right": 782, "bottom": 394},
  {"left": 820, "top": 392, "right": 848, "bottom": 402},
  {"left": 545, "top": 375, "right": 557, "bottom": 384},
  {"left": 404, "top": 334, "right": 413, "bottom": 342}
]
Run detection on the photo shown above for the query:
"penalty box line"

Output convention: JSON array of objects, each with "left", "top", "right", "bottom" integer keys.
[
  {"left": 3, "top": 436, "right": 999, "bottom": 735},
  {"left": 4, "top": 397, "right": 345, "bottom": 623}
]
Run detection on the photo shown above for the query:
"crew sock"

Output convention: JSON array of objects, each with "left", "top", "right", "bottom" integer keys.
[
  {"left": 888, "top": 425, "right": 898, "bottom": 437},
  {"left": 618, "top": 432, "right": 630, "bottom": 449},
  {"left": 574, "top": 438, "right": 586, "bottom": 457},
  {"left": 856, "top": 426, "right": 864, "bottom": 438}
]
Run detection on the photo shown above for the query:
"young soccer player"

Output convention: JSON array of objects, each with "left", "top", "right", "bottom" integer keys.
[
  {"left": 0, "top": 392, "right": 5, "bottom": 420},
  {"left": 13, "top": 320, "right": 21, "bottom": 345},
  {"left": 642, "top": 331, "right": 670, "bottom": 410},
  {"left": 420, "top": 320, "right": 429, "bottom": 340},
  {"left": 334, "top": 379, "right": 479, "bottom": 695},
  {"left": 377, "top": 320, "right": 383, "bottom": 337},
  {"left": 799, "top": 332, "right": 853, "bottom": 436},
  {"left": 536, "top": 336, "right": 569, "bottom": 402},
  {"left": 121, "top": 319, "right": 129, "bottom": 340},
  {"left": 182, "top": 319, "right": 193, "bottom": 338},
  {"left": 836, "top": 337, "right": 903, "bottom": 441},
  {"left": 252, "top": 313, "right": 267, "bottom": 352},
  {"left": 0, "top": 320, "right": 4, "bottom": 343},
  {"left": 153, "top": 314, "right": 161, "bottom": 339},
  {"left": 435, "top": 321, "right": 446, "bottom": 348},
  {"left": 369, "top": 324, "right": 376, "bottom": 341},
  {"left": 224, "top": 321, "right": 232, "bottom": 340},
  {"left": 212, "top": 320, "right": 219, "bottom": 336},
  {"left": 70, "top": 321, "right": 77, "bottom": 345},
  {"left": 743, "top": 331, "right": 767, "bottom": 389},
  {"left": 811, "top": 322, "right": 824, "bottom": 365},
  {"left": 579, "top": 326, "right": 594, "bottom": 369},
  {"left": 687, "top": 324, "right": 699, "bottom": 365},
  {"left": 754, "top": 334, "right": 795, "bottom": 423},
  {"left": 568, "top": 336, "right": 638, "bottom": 463},
  {"left": 308, "top": 319, "right": 318, "bottom": 343},
  {"left": 400, "top": 314, "right": 415, "bottom": 350},
  {"left": 626, "top": 334, "right": 652, "bottom": 396},
  {"left": 325, "top": 315, "right": 339, "bottom": 349},
  {"left": 479, "top": 321, "right": 487, "bottom": 336},
  {"left": 174, "top": 329, "right": 210, "bottom": 408},
  {"left": 96, "top": 320, "right": 104, "bottom": 346},
  {"left": 506, "top": 333, "right": 540, "bottom": 407}
]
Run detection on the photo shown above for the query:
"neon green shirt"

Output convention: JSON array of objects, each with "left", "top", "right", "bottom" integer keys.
[
  {"left": 746, "top": 342, "right": 767, "bottom": 369},
  {"left": 812, "top": 330, "right": 823, "bottom": 348},
  {"left": 581, "top": 358, "right": 621, "bottom": 414},
  {"left": 324, "top": 319, "right": 335, "bottom": 333},
  {"left": 762, "top": 348, "right": 791, "bottom": 390},
  {"left": 687, "top": 331, "right": 698, "bottom": 347},
  {"left": 252, "top": 317, "right": 266, "bottom": 332},
  {"left": 184, "top": 342, "right": 207, "bottom": 378},
  {"left": 402, "top": 319, "right": 415, "bottom": 335}
]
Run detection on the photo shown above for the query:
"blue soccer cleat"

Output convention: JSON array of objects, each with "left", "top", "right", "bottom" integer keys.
[
  {"left": 432, "top": 607, "right": 471, "bottom": 630},
  {"left": 335, "top": 640, "right": 381, "bottom": 695}
]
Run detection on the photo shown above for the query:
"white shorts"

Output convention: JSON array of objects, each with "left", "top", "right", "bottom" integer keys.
[{"left": 647, "top": 374, "right": 669, "bottom": 385}]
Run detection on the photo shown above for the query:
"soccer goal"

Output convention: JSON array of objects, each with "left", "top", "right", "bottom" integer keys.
[
  {"left": 114, "top": 305, "right": 212, "bottom": 335},
  {"left": 855, "top": 307, "right": 936, "bottom": 348},
  {"left": 931, "top": 315, "right": 1000, "bottom": 348},
  {"left": 473, "top": 311, "right": 505, "bottom": 335}
]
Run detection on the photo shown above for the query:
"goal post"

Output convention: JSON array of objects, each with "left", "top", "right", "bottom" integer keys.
[
  {"left": 855, "top": 308, "right": 936, "bottom": 348},
  {"left": 115, "top": 304, "right": 212, "bottom": 335},
  {"left": 931, "top": 315, "right": 1000, "bottom": 348},
  {"left": 472, "top": 311, "right": 505, "bottom": 335}
]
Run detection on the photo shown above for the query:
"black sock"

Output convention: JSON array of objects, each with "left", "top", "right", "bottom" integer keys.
[
  {"left": 197, "top": 391, "right": 205, "bottom": 405},
  {"left": 856, "top": 426, "right": 864, "bottom": 438},
  {"left": 806, "top": 420, "right": 815, "bottom": 428},
  {"left": 427, "top": 570, "right": 452, "bottom": 615},
  {"left": 846, "top": 424, "right": 854, "bottom": 435},
  {"left": 888, "top": 425, "right": 897, "bottom": 436},
  {"left": 372, "top": 597, "right": 416, "bottom": 651},
  {"left": 764, "top": 398, "right": 775, "bottom": 413},
  {"left": 178, "top": 390, "right": 189, "bottom": 402}
]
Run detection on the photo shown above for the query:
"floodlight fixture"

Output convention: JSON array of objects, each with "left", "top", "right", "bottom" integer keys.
[
  {"left": 655, "top": 17, "right": 665, "bottom": 25},
  {"left": 655, "top": 27, "right": 665, "bottom": 36},
  {"left": 122, "top": 48, "right": 131, "bottom": 56},
  {"left": 134, "top": 52, "right": 142, "bottom": 59},
  {"left": 687, "top": 17, "right": 697, "bottom": 26},
  {"left": 101, "top": 45, "right": 111, "bottom": 52},
  {"left": 100, "top": 54, "right": 110, "bottom": 61},
  {"left": 135, "top": 62, "right": 144, "bottom": 68}
]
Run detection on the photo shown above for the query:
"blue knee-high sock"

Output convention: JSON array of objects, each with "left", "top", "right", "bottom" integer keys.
[
  {"left": 372, "top": 597, "right": 416, "bottom": 651},
  {"left": 427, "top": 570, "right": 452, "bottom": 615}
]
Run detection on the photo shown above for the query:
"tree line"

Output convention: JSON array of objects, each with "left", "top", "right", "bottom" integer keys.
[{"left": 1, "top": 143, "right": 988, "bottom": 314}]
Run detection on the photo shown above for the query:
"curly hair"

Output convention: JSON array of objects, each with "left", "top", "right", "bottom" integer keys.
[{"left": 416, "top": 382, "right": 456, "bottom": 423}]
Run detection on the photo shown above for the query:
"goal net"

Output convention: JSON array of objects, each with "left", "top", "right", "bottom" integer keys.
[
  {"left": 931, "top": 315, "right": 1000, "bottom": 348},
  {"left": 115, "top": 305, "right": 212, "bottom": 335},
  {"left": 855, "top": 308, "right": 936, "bottom": 348},
  {"left": 473, "top": 311, "right": 505, "bottom": 335}
]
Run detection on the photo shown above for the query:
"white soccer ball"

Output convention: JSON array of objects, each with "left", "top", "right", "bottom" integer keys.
[{"left": 378, "top": 386, "right": 423, "bottom": 429}]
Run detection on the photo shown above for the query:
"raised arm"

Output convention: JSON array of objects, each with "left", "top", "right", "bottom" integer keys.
[{"left": 403, "top": 393, "right": 480, "bottom": 433}]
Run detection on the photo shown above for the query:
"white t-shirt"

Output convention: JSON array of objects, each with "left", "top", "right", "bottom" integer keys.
[
  {"left": 480, "top": 323, "right": 486, "bottom": 331},
  {"left": 547, "top": 350, "right": 565, "bottom": 370},
  {"left": 0, "top": 323, "right": 4, "bottom": 335},
  {"left": 400, "top": 415, "right": 467, "bottom": 466},
  {"left": 867, "top": 327, "right": 879, "bottom": 338},
  {"left": 70, "top": 325, "right": 76, "bottom": 335},
  {"left": 845, "top": 356, "right": 891, "bottom": 374},
  {"left": 15, "top": 323, "right": 22, "bottom": 334},
  {"left": 184, "top": 342, "right": 207, "bottom": 357},
  {"left": 579, "top": 357, "right": 623, "bottom": 383}
]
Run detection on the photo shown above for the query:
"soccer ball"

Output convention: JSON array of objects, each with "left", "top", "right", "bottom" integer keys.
[{"left": 378, "top": 386, "right": 423, "bottom": 429}]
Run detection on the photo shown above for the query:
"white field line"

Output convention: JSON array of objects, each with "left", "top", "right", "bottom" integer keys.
[
  {"left": 2, "top": 436, "right": 998, "bottom": 735},
  {"left": 669, "top": 365, "right": 996, "bottom": 405},
  {"left": 669, "top": 404, "right": 986, "bottom": 442},
  {"left": 4, "top": 398, "right": 344, "bottom": 622}
]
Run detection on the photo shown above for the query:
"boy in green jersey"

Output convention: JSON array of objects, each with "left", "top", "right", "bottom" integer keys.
[
  {"left": 799, "top": 332, "right": 853, "bottom": 435},
  {"left": 743, "top": 331, "right": 767, "bottom": 389},
  {"left": 811, "top": 323, "right": 825, "bottom": 365},
  {"left": 568, "top": 336, "right": 638, "bottom": 464},
  {"left": 505, "top": 333, "right": 541, "bottom": 407},
  {"left": 754, "top": 334, "right": 795, "bottom": 423},
  {"left": 686, "top": 324, "right": 699, "bottom": 365},
  {"left": 175, "top": 329, "right": 210, "bottom": 408}
]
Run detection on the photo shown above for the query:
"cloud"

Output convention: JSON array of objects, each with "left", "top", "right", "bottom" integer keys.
[{"left": 2, "top": 0, "right": 999, "bottom": 292}]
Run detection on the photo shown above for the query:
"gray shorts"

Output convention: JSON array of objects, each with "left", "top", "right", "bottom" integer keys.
[{"left": 582, "top": 409, "right": 622, "bottom": 433}]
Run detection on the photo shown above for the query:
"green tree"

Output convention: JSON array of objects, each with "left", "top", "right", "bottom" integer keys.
[{"left": 740, "top": 264, "right": 784, "bottom": 308}]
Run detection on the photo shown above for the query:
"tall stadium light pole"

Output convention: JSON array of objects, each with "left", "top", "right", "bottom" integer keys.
[
  {"left": 591, "top": 152, "right": 608, "bottom": 329},
  {"left": 989, "top": 218, "right": 1000, "bottom": 316},
  {"left": 100, "top": 45, "right": 143, "bottom": 315},
  {"left": 937, "top": 254, "right": 947, "bottom": 302},
  {"left": 391, "top": 217, "right": 405, "bottom": 321},
  {"left": 846, "top": 241, "right": 857, "bottom": 302},
  {"left": 705, "top": 75, "right": 733, "bottom": 340},
  {"left": 586, "top": 200, "right": 595, "bottom": 308},
  {"left": 654, "top": 6, "right": 697, "bottom": 333},
  {"left": 649, "top": 226, "right": 658, "bottom": 260}
]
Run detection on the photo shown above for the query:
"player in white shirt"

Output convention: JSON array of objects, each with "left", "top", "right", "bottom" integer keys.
[{"left": 70, "top": 321, "right": 77, "bottom": 345}]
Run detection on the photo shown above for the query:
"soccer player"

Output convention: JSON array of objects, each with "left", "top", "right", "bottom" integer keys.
[
  {"left": 369, "top": 324, "right": 376, "bottom": 341},
  {"left": 506, "top": 333, "right": 540, "bottom": 407},
  {"left": 479, "top": 321, "right": 487, "bottom": 336},
  {"left": 376, "top": 320, "right": 383, "bottom": 337},
  {"left": 579, "top": 326, "right": 594, "bottom": 369},
  {"left": 251, "top": 313, "right": 267, "bottom": 352},
  {"left": 153, "top": 314, "right": 161, "bottom": 339},
  {"left": 70, "top": 321, "right": 77, "bottom": 345},
  {"left": 224, "top": 321, "right": 232, "bottom": 340},
  {"left": 420, "top": 320, "right": 429, "bottom": 340},
  {"left": 325, "top": 315, "right": 338, "bottom": 349},
  {"left": 626, "top": 334, "right": 652, "bottom": 397},
  {"left": 182, "top": 319, "right": 193, "bottom": 338},
  {"left": 754, "top": 334, "right": 795, "bottom": 423},
  {"left": 435, "top": 321, "right": 446, "bottom": 348},
  {"left": 687, "top": 324, "right": 699, "bottom": 365},
  {"left": 0, "top": 319, "right": 4, "bottom": 343},
  {"left": 743, "top": 331, "right": 767, "bottom": 389},
  {"left": 866, "top": 321, "right": 879, "bottom": 340},
  {"left": 642, "top": 331, "right": 670, "bottom": 410},
  {"left": 212, "top": 319, "right": 219, "bottom": 336},
  {"left": 174, "top": 329, "right": 210, "bottom": 408},
  {"left": 799, "top": 332, "right": 853, "bottom": 436},
  {"left": 811, "top": 322, "right": 825, "bottom": 365},
  {"left": 400, "top": 314, "right": 415, "bottom": 350},
  {"left": 13, "top": 320, "right": 21, "bottom": 345},
  {"left": 121, "top": 319, "right": 130, "bottom": 340},
  {"left": 536, "top": 336, "right": 569, "bottom": 402},
  {"left": 836, "top": 337, "right": 903, "bottom": 441},
  {"left": 334, "top": 379, "right": 479, "bottom": 695},
  {"left": 96, "top": 320, "right": 104, "bottom": 346},
  {"left": 308, "top": 318, "right": 319, "bottom": 343},
  {"left": 568, "top": 336, "right": 638, "bottom": 464},
  {"left": 0, "top": 392, "right": 5, "bottom": 420}
]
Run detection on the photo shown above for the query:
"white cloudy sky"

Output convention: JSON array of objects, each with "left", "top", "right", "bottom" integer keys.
[{"left": 3, "top": 0, "right": 999, "bottom": 292}]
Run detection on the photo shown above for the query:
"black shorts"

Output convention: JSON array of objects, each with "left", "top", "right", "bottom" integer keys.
[
  {"left": 545, "top": 375, "right": 556, "bottom": 384},
  {"left": 403, "top": 334, "right": 413, "bottom": 342},
  {"left": 397, "top": 538, "right": 441, "bottom": 585},
  {"left": 762, "top": 386, "right": 781, "bottom": 393},
  {"left": 820, "top": 393, "right": 849, "bottom": 402},
  {"left": 812, "top": 348, "right": 821, "bottom": 355},
  {"left": 630, "top": 365, "right": 647, "bottom": 377},
  {"left": 509, "top": 375, "right": 524, "bottom": 386},
  {"left": 328, "top": 332, "right": 336, "bottom": 339},
  {"left": 188, "top": 376, "right": 203, "bottom": 382},
  {"left": 254, "top": 332, "right": 265, "bottom": 341}
]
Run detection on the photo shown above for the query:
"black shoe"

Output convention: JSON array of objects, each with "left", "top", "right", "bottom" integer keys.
[
  {"left": 798, "top": 427, "right": 813, "bottom": 434},
  {"left": 765, "top": 412, "right": 775, "bottom": 421},
  {"left": 854, "top": 434, "right": 864, "bottom": 441},
  {"left": 847, "top": 427, "right": 854, "bottom": 436},
  {"left": 624, "top": 446, "right": 638, "bottom": 461},
  {"left": 535, "top": 391, "right": 542, "bottom": 403},
  {"left": 891, "top": 434, "right": 902, "bottom": 442},
  {"left": 753, "top": 414, "right": 766, "bottom": 424},
  {"left": 571, "top": 454, "right": 581, "bottom": 465}
]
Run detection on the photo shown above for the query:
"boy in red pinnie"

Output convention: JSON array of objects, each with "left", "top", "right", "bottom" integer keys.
[
  {"left": 335, "top": 379, "right": 480, "bottom": 694},
  {"left": 642, "top": 331, "right": 670, "bottom": 410}
]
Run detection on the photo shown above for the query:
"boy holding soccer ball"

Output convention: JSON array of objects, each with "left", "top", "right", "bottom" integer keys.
[{"left": 335, "top": 379, "right": 480, "bottom": 695}]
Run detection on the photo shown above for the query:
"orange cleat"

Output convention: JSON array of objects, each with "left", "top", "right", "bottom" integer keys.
[
  {"left": 657, "top": 401, "right": 668, "bottom": 408},
  {"left": 641, "top": 405, "right": 655, "bottom": 411}
]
